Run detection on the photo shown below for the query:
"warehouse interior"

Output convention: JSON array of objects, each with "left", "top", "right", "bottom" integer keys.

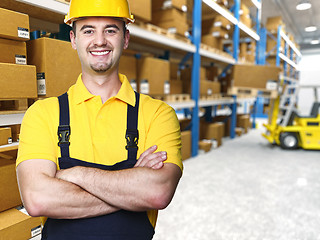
[{"left": 0, "top": 0, "right": 319, "bottom": 239}]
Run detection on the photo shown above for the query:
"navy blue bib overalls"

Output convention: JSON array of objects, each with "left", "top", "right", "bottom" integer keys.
[{"left": 41, "top": 92, "right": 155, "bottom": 240}]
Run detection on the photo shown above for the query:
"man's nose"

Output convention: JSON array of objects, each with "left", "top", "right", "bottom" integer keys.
[{"left": 93, "top": 31, "right": 107, "bottom": 46}]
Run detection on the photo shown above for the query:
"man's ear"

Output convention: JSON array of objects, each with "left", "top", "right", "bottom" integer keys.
[
  {"left": 70, "top": 30, "right": 77, "bottom": 50},
  {"left": 123, "top": 29, "right": 130, "bottom": 50}
]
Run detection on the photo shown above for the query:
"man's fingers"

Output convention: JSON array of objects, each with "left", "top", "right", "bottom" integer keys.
[
  {"left": 135, "top": 150, "right": 167, "bottom": 168},
  {"left": 141, "top": 151, "right": 166, "bottom": 168},
  {"left": 135, "top": 145, "right": 157, "bottom": 167}
]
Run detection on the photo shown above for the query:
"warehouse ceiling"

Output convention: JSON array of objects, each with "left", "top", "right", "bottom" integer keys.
[{"left": 260, "top": 0, "right": 320, "bottom": 50}]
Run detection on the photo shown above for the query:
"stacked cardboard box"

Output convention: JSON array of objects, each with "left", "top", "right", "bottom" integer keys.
[
  {"left": 181, "top": 130, "right": 191, "bottom": 160},
  {"left": 237, "top": 114, "right": 251, "bottom": 133},
  {"left": 266, "top": 16, "right": 286, "bottom": 34},
  {"left": 0, "top": 207, "right": 42, "bottom": 240},
  {"left": 0, "top": 127, "right": 12, "bottom": 146},
  {"left": 201, "top": 14, "right": 231, "bottom": 51},
  {"left": 180, "top": 66, "right": 221, "bottom": 97},
  {"left": 228, "top": 64, "right": 281, "bottom": 89},
  {"left": 239, "top": 3, "right": 252, "bottom": 28},
  {"left": 119, "top": 54, "right": 138, "bottom": 91},
  {"left": 128, "top": 0, "right": 152, "bottom": 22},
  {"left": 200, "top": 121, "right": 225, "bottom": 147},
  {"left": 137, "top": 56, "right": 170, "bottom": 95},
  {"left": 0, "top": 7, "right": 37, "bottom": 100},
  {"left": 169, "top": 61, "right": 183, "bottom": 94},
  {"left": 239, "top": 41, "right": 256, "bottom": 63},
  {"left": 151, "top": 0, "right": 189, "bottom": 37},
  {"left": 27, "top": 37, "right": 82, "bottom": 97},
  {"left": 0, "top": 152, "right": 42, "bottom": 239}
]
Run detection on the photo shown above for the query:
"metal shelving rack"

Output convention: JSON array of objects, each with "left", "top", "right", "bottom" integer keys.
[
  {"left": 1, "top": 0, "right": 262, "bottom": 157},
  {"left": 189, "top": 0, "right": 262, "bottom": 156},
  {"left": 255, "top": 24, "right": 301, "bottom": 126}
]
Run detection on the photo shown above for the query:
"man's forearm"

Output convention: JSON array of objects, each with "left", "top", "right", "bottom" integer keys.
[
  {"left": 36, "top": 176, "right": 120, "bottom": 219},
  {"left": 56, "top": 163, "right": 182, "bottom": 212},
  {"left": 17, "top": 160, "right": 119, "bottom": 219}
]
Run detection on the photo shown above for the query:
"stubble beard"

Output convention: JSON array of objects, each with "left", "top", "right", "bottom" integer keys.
[{"left": 90, "top": 62, "right": 112, "bottom": 73}]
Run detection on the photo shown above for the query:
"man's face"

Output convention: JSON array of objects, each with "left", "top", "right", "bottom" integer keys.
[{"left": 70, "top": 17, "right": 129, "bottom": 75}]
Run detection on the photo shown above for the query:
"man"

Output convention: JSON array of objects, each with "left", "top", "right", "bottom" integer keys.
[{"left": 16, "top": 0, "right": 183, "bottom": 239}]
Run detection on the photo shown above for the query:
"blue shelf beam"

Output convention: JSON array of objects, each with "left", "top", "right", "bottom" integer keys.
[{"left": 190, "top": 0, "right": 202, "bottom": 157}]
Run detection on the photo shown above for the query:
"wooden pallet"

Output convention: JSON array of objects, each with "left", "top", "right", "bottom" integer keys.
[
  {"left": 258, "top": 89, "right": 278, "bottom": 99},
  {"left": 151, "top": 94, "right": 191, "bottom": 102},
  {"left": 200, "top": 43, "right": 234, "bottom": 60},
  {"left": 227, "top": 87, "right": 278, "bottom": 99},
  {"left": 227, "top": 87, "right": 258, "bottom": 98},
  {"left": 200, "top": 94, "right": 223, "bottom": 100},
  {"left": 0, "top": 99, "right": 29, "bottom": 111},
  {"left": 136, "top": 22, "right": 192, "bottom": 44},
  {"left": 54, "top": 0, "right": 70, "bottom": 4}
]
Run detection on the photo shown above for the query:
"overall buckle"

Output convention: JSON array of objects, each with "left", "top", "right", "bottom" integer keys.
[
  {"left": 58, "top": 125, "right": 71, "bottom": 146},
  {"left": 125, "top": 129, "right": 139, "bottom": 150}
]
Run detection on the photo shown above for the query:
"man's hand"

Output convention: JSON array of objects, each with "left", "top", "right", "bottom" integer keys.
[
  {"left": 134, "top": 145, "right": 167, "bottom": 170},
  {"left": 56, "top": 145, "right": 166, "bottom": 183}
]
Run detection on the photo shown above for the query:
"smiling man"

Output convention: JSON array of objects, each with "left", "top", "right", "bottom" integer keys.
[{"left": 16, "top": 0, "right": 183, "bottom": 239}]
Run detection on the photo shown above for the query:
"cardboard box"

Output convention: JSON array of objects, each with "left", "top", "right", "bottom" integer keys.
[
  {"left": 240, "top": 15, "right": 252, "bottom": 28},
  {"left": 202, "top": 19, "right": 230, "bottom": 35},
  {"left": 170, "top": 79, "right": 183, "bottom": 94},
  {"left": 137, "top": 57, "right": 170, "bottom": 95},
  {"left": 0, "top": 207, "right": 42, "bottom": 240},
  {"left": 10, "top": 124, "right": 21, "bottom": 142},
  {"left": 240, "top": 3, "right": 250, "bottom": 16},
  {"left": 128, "top": 0, "right": 152, "bottom": 22},
  {"left": 266, "top": 16, "right": 285, "bottom": 33},
  {"left": 119, "top": 54, "right": 137, "bottom": 84},
  {"left": 170, "top": 62, "right": 179, "bottom": 80},
  {"left": 0, "top": 127, "right": 12, "bottom": 146},
  {"left": 27, "top": 38, "right": 82, "bottom": 97},
  {"left": 231, "top": 64, "right": 281, "bottom": 89},
  {"left": 201, "top": 34, "right": 223, "bottom": 50},
  {"left": 213, "top": 15, "right": 231, "bottom": 30},
  {"left": 0, "top": 38, "right": 27, "bottom": 64},
  {"left": 0, "top": 158, "right": 22, "bottom": 212},
  {"left": 200, "top": 122, "right": 223, "bottom": 146},
  {"left": 152, "top": 0, "right": 187, "bottom": 11},
  {"left": 0, "top": 8, "right": 29, "bottom": 41},
  {"left": 199, "top": 140, "right": 212, "bottom": 152},
  {"left": 206, "top": 66, "right": 219, "bottom": 81},
  {"left": 237, "top": 114, "right": 251, "bottom": 133},
  {"left": 152, "top": 8, "right": 188, "bottom": 36},
  {"left": 181, "top": 130, "right": 191, "bottom": 160},
  {"left": 154, "top": 19, "right": 189, "bottom": 36},
  {"left": 0, "top": 63, "right": 37, "bottom": 99}
]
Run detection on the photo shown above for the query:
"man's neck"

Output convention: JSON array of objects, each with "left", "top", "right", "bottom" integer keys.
[{"left": 81, "top": 70, "right": 122, "bottom": 104}]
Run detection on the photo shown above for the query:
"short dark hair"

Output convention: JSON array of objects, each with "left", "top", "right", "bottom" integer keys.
[{"left": 71, "top": 18, "right": 127, "bottom": 37}]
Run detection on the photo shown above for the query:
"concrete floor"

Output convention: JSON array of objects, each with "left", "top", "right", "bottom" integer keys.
[{"left": 153, "top": 127, "right": 320, "bottom": 240}]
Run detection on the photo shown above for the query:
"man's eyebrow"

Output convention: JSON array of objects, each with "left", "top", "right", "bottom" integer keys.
[
  {"left": 79, "top": 24, "right": 120, "bottom": 31},
  {"left": 105, "top": 24, "right": 120, "bottom": 30},
  {"left": 80, "top": 25, "right": 95, "bottom": 31}
]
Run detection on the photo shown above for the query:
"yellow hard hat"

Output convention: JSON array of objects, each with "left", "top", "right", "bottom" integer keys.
[{"left": 64, "top": 0, "right": 135, "bottom": 26}]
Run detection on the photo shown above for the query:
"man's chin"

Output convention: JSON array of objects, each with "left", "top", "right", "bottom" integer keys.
[{"left": 90, "top": 64, "right": 110, "bottom": 73}]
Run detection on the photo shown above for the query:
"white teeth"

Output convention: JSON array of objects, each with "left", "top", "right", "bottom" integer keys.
[{"left": 91, "top": 51, "right": 110, "bottom": 56}]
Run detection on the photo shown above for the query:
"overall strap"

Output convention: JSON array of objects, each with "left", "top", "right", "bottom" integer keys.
[
  {"left": 57, "top": 92, "right": 71, "bottom": 158},
  {"left": 125, "top": 91, "right": 140, "bottom": 160}
]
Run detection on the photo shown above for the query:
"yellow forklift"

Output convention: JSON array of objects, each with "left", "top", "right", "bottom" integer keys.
[{"left": 263, "top": 76, "right": 320, "bottom": 150}]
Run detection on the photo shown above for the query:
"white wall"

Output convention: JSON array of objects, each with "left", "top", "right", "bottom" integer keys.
[{"left": 297, "top": 48, "right": 320, "bottom": 115}]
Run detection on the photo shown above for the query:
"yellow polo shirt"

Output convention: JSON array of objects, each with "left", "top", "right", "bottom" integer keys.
[{"left": 17, "top": 73, "right": 182, "bottom": 227}]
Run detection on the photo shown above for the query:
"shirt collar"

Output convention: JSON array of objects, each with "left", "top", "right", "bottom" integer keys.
[{"left": 71, "top": 73, "right": 136, "bottom": 106}]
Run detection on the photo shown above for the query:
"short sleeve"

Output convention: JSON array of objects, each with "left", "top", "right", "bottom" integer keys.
[
  {"left": 16, "top": 99, "right": 59, "bottom": 167},
  {"left": 144, "top": 101, "right": 183, "bottom": 172}
]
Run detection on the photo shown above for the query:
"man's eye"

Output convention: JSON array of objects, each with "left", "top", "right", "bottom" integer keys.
[
  {"left": 106, "top": 29, "right": 116, "bottom": 34},
  {"left": 84, "top": 30, "right": 93, "bottom": 34}
]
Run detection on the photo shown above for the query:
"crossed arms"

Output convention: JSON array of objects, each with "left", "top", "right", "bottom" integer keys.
[{"left": 16, "top": 145, "right": 182, "bottom": 219}]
